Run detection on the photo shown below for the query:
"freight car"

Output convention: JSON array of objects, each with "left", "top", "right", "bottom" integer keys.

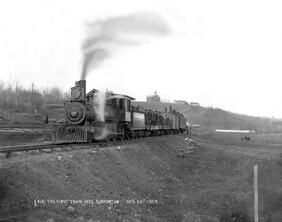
[{"left": 54, "top": 80, "right": 187, "bottom": 142}]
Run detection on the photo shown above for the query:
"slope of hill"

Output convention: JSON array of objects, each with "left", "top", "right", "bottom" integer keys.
[
  {"left": 1, "top": 134, "right": 282, "bottom": 221},
  {"left": 132, "top": 101, "right": 282, "bottom": 133}
]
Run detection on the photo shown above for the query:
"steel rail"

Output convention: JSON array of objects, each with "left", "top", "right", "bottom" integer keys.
[
  {"left": 0, "top": 142, "right": 74, "bottom": 153},
  {"left": 0, "top": 134, "right": 180, "bottom": 158}
]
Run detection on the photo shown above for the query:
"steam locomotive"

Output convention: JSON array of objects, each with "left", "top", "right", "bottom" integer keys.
[{"left": 54, "top": 80, "right": 187, "bottom": 142}]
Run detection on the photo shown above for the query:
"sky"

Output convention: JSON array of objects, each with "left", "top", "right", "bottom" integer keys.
[{"left": 0, "top": 0, "right": 282, "bottom": 118}]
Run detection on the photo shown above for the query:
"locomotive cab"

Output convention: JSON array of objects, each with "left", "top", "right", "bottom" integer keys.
[{"left": 105, "top": 94, "right": 133, "bottom": 122}]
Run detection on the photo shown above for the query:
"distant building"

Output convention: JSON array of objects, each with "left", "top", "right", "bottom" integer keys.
[
  {"left": 146, "top": 91, "right": 160, "bottom": 102},
  {"left": 190, "top": 102, "right": 200, "bottom": 107},
  {"left": 174, "top": 100, "right": 189, "bottom": 105}
]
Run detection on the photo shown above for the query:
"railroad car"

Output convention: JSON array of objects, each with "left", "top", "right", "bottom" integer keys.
[
  {"left": 177, "top": 112, "right": 187, "bottom": 133},
  {"left": 163, "top": 111, "right": 186, "bottom": 134},
  {"left": 54, "top": 80, "right": 187, "bottom": 143}
]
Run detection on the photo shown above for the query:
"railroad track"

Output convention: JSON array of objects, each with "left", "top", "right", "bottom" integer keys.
[
  {"left": 0, "top": 141, "right": 114, "bottom": 157},
  {"left": 0, "top": 135, "right": 172, "bottom": 158},
  {"left": 0, "top": 142, "right": 75, "bottom": 154}
]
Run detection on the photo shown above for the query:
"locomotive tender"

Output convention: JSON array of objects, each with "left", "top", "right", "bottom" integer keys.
[{"left": 54, "top": 80, "right": 187, "bottom": 142}]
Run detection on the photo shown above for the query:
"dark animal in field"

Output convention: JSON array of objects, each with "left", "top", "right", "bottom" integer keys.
[{"left": 241, "top": 136, "right": 250, "bottom": 141}]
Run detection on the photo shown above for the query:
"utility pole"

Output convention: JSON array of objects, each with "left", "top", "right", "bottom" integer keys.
[
  {"left": 45, "top": 92, "right": 47, "bottom": 112},
  {"left": 31, "top": 83, "right": 34, "bottom": 113}
]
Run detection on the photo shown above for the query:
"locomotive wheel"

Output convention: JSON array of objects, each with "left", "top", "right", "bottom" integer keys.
[
  {"left": 119, "top": 134, "right": 124, "bottom": 141},
  {"left": 144, "top": 131, "right": 148, "bottom": 138},
  {"left": 118, "top": 127, "right": 125, "bottom": 141},
  {"left": 133, "top": 132, "right": 138, "bottom": 139},
  {"left": 124, "top": 132, "right": 129, "bottom": 140}
]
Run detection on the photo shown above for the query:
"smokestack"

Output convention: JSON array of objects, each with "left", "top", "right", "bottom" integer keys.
[{"left": 79, "top": 80, "right": 86, "bottom": 96}]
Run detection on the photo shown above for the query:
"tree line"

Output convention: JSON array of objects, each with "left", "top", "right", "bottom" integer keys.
[{"left": 0, "top": 80, "right": 69, "bottom": 113}]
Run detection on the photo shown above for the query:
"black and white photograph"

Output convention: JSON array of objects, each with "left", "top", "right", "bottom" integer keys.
[{"left": 0, "top": 0, "right": 282, "bottom": 221}]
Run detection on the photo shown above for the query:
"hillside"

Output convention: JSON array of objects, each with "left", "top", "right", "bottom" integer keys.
[
  {"left": 1, "top": 133, "right": 282, "bottom": 221},
  {"left": 132, "top": 101, "right": 282, "bottom": 133}
]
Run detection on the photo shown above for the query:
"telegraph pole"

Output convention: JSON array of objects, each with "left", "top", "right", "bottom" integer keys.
[{"left": 31, "top": 83, "right": 34, "bottom": 113}]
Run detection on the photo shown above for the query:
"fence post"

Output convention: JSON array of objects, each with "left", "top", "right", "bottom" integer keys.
[{"left": 254, "top": 164, "right": 258, "bottom": 222}]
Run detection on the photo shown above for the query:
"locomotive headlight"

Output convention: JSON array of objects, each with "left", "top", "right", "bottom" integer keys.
[
  {"left": 71, "top": 88, "right": 82, "bottom": 99},
  {"left": 70, "top": 111, "right": 78, "bottom": 117}
]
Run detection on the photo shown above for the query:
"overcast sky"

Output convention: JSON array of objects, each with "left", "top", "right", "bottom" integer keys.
[{"left": 0, "top": 0, "right": 282, "bottom": 118}]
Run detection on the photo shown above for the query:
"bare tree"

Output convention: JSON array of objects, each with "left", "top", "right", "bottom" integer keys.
[{"left": 0, "top": 81, "right": 4, "bottom": 106}]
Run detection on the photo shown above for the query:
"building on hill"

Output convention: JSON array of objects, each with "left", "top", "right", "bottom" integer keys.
[
  {"left": 174, "top": 100, "right": 189, "bottom": 105},
  {"left": 191, "top": 102, "right": 200, "bottom": 107},
  {"left": 190, "top": 102, "right": 200, "bottom": 112},
  {"left": 146, "top": 91, "right": 160, "bottom": 102}
]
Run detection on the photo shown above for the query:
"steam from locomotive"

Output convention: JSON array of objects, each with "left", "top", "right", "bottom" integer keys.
[
  {"left": 81, "top": 11, "right": 170, "bottom": 80},
  {"left": 93, "top": 91, "right": 106, "bottom": 122}
]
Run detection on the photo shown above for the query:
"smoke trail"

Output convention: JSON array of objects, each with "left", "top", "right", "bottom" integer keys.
[
  {"left": 80, "top": 11, "right": 170, "bottom": 79},
  {"left": 81, "top": 50, "right": 110, "bottom": 81}
]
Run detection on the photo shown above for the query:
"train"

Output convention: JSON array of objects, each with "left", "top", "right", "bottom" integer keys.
[{"left": 54, "top": 80, "right": 187, "bottom": 142}]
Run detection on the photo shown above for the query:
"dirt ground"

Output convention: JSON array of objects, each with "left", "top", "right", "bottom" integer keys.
[
  {"left": 0, "top": 129, "right": 282, "bottom": 222},
  {"left": 0, "top": 130, "right": 51, "bottom": 147}
]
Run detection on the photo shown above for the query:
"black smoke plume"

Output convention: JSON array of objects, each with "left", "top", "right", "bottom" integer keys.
[{"left": 80, "top": 11, "right": 170, "bottom": 80}]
